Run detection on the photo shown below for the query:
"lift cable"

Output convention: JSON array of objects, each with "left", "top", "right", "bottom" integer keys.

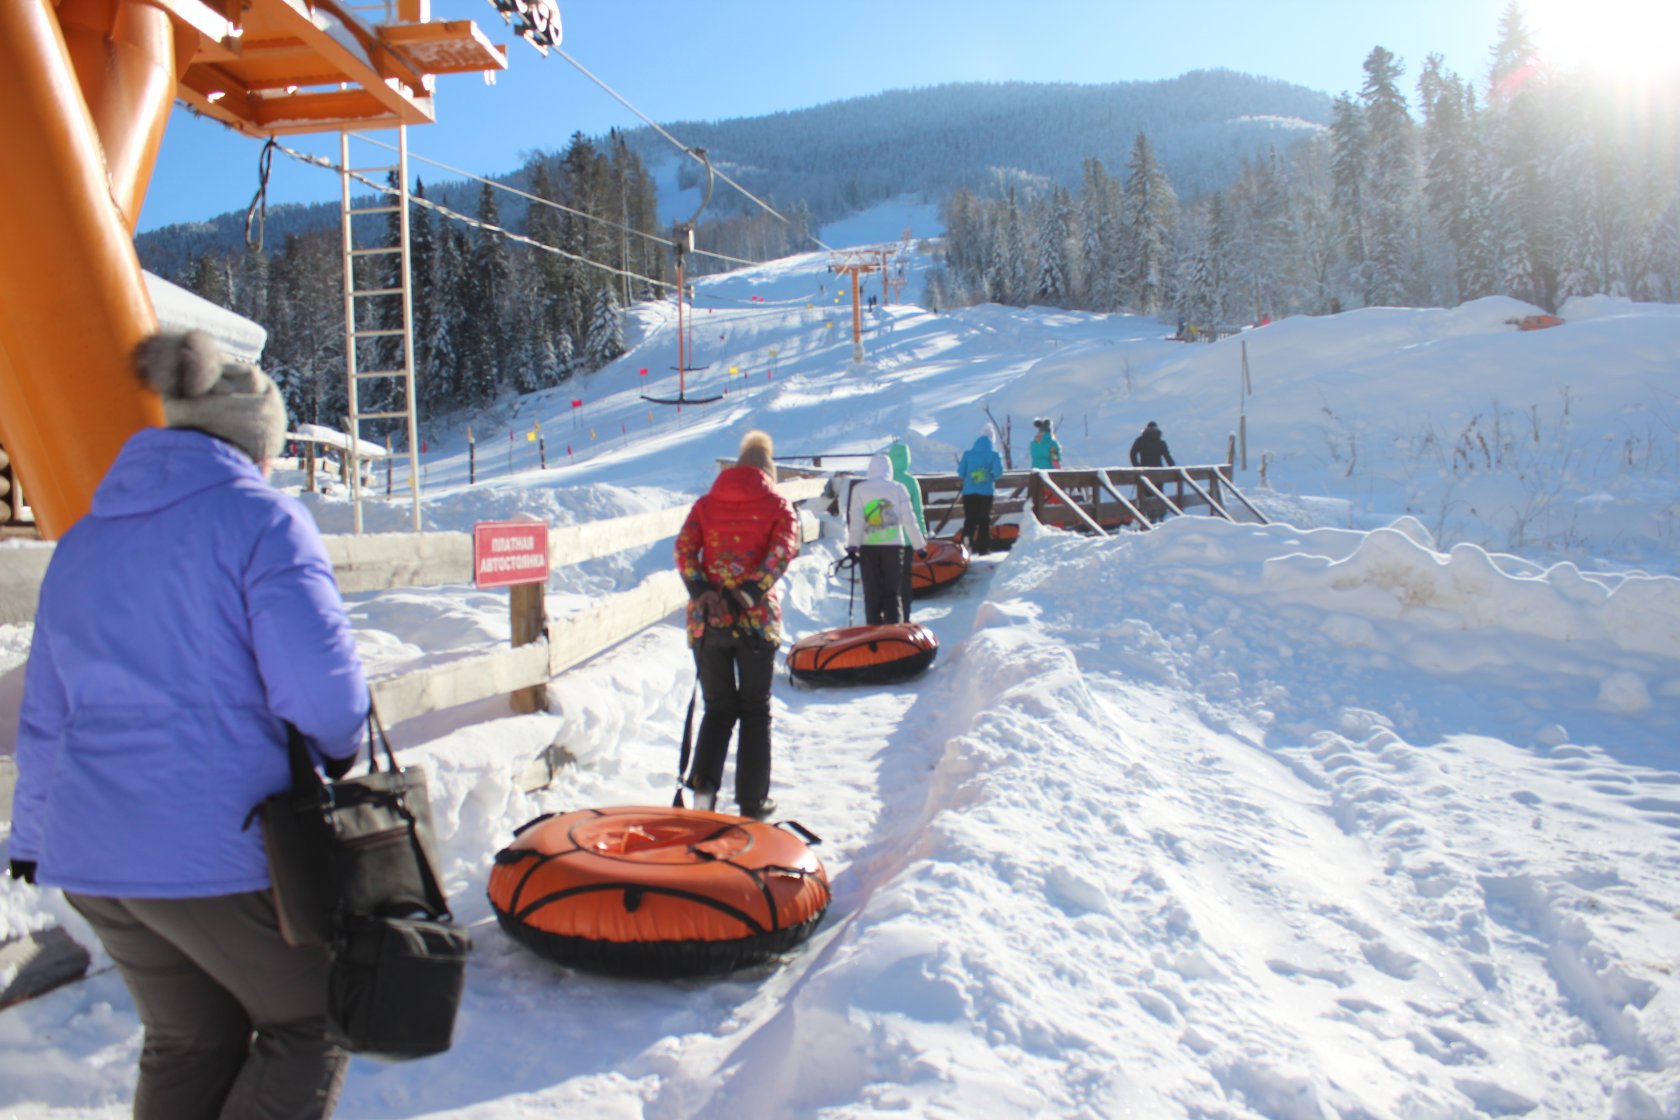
[
  {"left": 270, "top": 140, "right": 677, "bottom": 294},
  {"left": 352, "top": 134, "right": 762, "bottom": 270},
  {"left": 551, "top": 44, "right": 834, "bottom": 255}
]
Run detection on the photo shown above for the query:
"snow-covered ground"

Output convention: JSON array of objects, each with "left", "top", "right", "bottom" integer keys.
[{"left": 3, "top": 245, "right": 1678, "bottom": 1119}]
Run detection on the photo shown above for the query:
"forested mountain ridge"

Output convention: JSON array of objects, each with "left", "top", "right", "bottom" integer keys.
[
  {"left": 134, "top": 69, "right": 1330, "bottom": 276},
  {"left": 626, "top": 70, "right": 1331, "bottom": 224}
]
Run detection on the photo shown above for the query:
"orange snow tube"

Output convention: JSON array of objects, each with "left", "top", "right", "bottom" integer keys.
[
  {"left": 787, "top": 622, "right": 938, "bottom": 686},
  {"left": 910, "top": 537, "right": 970, "bottom": 593},
  {"left": 1518, "top": 314, "right": 1563, "bottom": 331},
  {"left": 987, "top": 521, "right": 1021, "bottom": 551},
  {"left": 488, "top": 807, "right": 831, "bottom": 978}
]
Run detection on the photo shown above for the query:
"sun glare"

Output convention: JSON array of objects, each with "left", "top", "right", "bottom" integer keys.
[{"left": 1524, "top": 0, "right": 1680, "bottom": 81}]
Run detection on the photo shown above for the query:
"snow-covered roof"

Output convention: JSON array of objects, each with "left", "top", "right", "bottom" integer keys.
[
  {"left": 288, "top": 422, "right": 390, "bottom": 458},
  {"left": 142, "top": 270, "right": 267, "bottom": 365}
]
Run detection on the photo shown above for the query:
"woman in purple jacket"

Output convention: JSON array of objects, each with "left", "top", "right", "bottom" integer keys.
[{"left": 9, "top": 330, "right": 369, "bottom": 1120}]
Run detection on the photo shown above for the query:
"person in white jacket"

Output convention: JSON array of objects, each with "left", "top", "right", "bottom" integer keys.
[{"left": 846, "top": 454, "right": 927, "bottom": 625}]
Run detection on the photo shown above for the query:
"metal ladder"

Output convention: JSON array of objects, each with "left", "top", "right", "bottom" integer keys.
[{"left": 339, "top": 127, "right": 422, "bottom": 533}]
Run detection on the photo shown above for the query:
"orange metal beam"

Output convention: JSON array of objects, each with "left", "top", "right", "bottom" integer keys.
[
  {"left": 57, "top": 0, "right": 186, "bottom": 230},
  {"left": 0, "top": 0, "right": 165, "bottom": 538},
  {"left": 380, "top": 20, "right": 507, "bottom": 75},
  {"left": 0, "top": 0, "right": 511, "bottom": 535}
]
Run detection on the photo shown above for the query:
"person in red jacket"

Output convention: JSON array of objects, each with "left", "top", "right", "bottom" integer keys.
[{"left": 674, "top": 430, "right": 800, "bottom": 818}]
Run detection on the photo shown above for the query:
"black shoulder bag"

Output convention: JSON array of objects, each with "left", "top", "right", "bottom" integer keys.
[{"left": 251, "top": 704, "right": 470, "bottom": 1061}]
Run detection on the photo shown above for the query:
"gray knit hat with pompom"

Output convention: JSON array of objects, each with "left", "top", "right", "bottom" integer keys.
[{"left": 132, "top": 329, "right": 287, "bottom": 463}]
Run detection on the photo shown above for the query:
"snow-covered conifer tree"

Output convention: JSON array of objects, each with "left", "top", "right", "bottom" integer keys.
[
  {"left": 1359, "top": 46, "right": 1418, "bottom": 307},
  {"left": 584, "top": 287, "right": 626, "bottom": 370},
  {"left": 1079, "top": 158, "right": 1121, "bottom": 311},
  {"left": 1119, "top": 134, "right": 1178, "bottom": 315},
  {"left": 1035, "top": 186, "right": 1072, "bottom": 305}
]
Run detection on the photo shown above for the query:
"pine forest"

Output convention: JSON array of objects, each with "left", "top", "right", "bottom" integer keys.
[{"left": 154, "top": 8, "right": 1679, "bottom": 438}]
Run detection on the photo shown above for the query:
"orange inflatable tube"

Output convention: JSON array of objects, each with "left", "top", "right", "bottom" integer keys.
[
  {"left": 788, "top": 622, "right": 938, "bottom": 686},
  {"left": 0, "top": 0, "right": 168, "bottom": 539},
  {"left": 910, "top": 536, "right": 971, "bottom": 593},
  {"left": 488, "top": 807, "right": 831, "bottom": 978}
]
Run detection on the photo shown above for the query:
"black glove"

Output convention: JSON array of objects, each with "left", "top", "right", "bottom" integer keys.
[
  {"left": 322, "top": 751, "right": 358, "bottom": 781},
  {"left": 845, "top": 546, "right": 859, "bottom": 558},
  {"left": 916, "top": 548, "right": 928, "bottom": 559},
  {"left": 9, "top": 859, "right": 38, "bottom": 885}
]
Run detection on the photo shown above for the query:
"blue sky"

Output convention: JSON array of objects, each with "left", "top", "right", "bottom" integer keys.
[{"left": 139, "top": 0, "right": 1522, "bottom": 232}]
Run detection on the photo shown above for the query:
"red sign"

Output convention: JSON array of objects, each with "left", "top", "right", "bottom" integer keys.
[
  {"left": 571, "top": 399, "right": 583, "bottom": 408},
  {"left": 472, "top": 521, "right": 549, "bottom": 589}
]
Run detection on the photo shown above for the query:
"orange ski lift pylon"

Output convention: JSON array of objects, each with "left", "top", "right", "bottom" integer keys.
[
  {"left": 0, "top": 0, "right": 534, "bottom": 539},
  {"left": 175, "top": 1, "right": 522, "bottom": 138},
  {"left": 644, "top": 148, "right": 722, "bottom": 406}
]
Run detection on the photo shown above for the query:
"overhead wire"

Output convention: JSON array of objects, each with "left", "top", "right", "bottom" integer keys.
[
  {"left": 550, "top": 44, "right": 835, "bottom": 255},
  {"left": 245, "top": 40, "right": 859, "bottom": 301},
  {"left": 269, "top": 140, "right": 677, "bottom": 294},
  {"left": 351, "top": 134, "right": 761, "bottom": 269}
]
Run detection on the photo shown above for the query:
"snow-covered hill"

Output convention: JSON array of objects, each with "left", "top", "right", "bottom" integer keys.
[{"left": 3, "top": 247, "right": 1678, "bottom": 1118}]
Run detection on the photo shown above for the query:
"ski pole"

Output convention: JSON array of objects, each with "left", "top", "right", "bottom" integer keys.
[{"left": 847, "top": 556, "right": 857, "bottom": 627}]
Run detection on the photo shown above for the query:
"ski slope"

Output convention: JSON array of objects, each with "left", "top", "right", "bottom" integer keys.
[{"left": 3, "top": 246, "right": 1679, "bottom": 1118}]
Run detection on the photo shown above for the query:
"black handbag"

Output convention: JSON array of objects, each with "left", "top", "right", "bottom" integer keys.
[
  {"left": 251, "top": 706, "right": 469, "bottom": 1060},
  {"left": 327, "top": 913, "right": 471, "bottom": 1060}
]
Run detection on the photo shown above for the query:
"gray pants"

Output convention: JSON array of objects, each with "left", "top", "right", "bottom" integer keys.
[{"left": 67, "top": 890, "right": 348, "bottom": 1120}]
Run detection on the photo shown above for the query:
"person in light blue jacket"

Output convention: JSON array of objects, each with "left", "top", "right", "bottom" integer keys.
[
  {"left": 9, "top": 330, "right": 368, "bottom": 1120},
  {"left": 955, "top": 432, "right": 1005, "bottom": 555}
]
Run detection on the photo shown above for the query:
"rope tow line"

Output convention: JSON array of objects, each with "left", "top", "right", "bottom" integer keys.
[
  {"left": 244, "top": 137, "right": 277, "bottom": 253},
  {"left": 550, "top": 44, "right": 834, "bottom": 256},
  {"left": 268, "top": 140, "right": 677, "bottom": 294},
  {"left": 350, "top": 134, "right": 761, "bottom": 270}
]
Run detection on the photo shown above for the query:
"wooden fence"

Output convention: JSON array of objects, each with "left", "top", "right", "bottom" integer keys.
[
  {"left": 920, "top": 462, "right": 1267, "bottom": 536},
  {"left": 0, "top": 475, "right": 830, "bottom": 825},
  {"left": 0, "top": 458, "right": 1264, "bottom": 822}
]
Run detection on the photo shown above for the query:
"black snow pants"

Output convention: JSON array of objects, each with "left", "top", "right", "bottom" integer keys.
[
  {"left": 899, "top": 544, "right": 916, "bottom": 622},
  {"left": 688, "top": 628, "right": 777, "bottom": 808},
  {"left": 858, "top": 544, "right": 907, "bottom": 625},
  {"left": 960, "top": 493, "right": 994, "bottom": 555}
]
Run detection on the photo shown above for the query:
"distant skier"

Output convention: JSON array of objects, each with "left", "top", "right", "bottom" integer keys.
[
  {"left": 1028, "top": 418, "right": 1062, "bottom": 470},
  {"left": 1129, "top": 421, "right": 1175, "bottom": 468},
  {"left": 956, "top": 432, "right": 1005, "bottom": 555},
  {"left": 846, "top": 454, "right": 926, "bottom": 625}
]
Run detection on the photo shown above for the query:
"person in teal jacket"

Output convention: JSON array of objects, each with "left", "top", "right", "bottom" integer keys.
[
  {"left": 886, "top": 441, "right": 927, "bottom": 618},
  {"left": 1028, "top": 418, "right": 1062, "bottom": 469},
  {"left": 955, "top": 433, "right": 1004, "bottom": 554}
]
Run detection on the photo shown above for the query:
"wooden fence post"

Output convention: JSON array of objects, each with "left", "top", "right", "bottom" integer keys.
[{"left": 510, "top": 581, "right": 547, "bottom": 713}]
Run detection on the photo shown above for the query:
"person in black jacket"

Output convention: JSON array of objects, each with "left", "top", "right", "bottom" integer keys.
[{"left": 1129, "top": 421, "right": 1174, "bottom": 468}]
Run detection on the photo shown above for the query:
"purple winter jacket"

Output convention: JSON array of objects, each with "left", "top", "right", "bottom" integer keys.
[{"left": 12, "top": 428, "right": 368, "bottom": 897}]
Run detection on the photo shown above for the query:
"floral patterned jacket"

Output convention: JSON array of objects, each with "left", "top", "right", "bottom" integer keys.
[{"left": 674, "top": 464, "right": 800, "bottom": 647}]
